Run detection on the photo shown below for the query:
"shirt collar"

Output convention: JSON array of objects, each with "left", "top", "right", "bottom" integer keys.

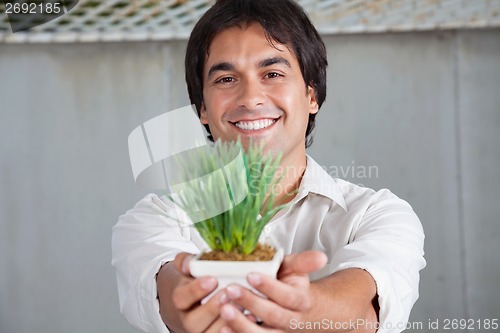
[{"left": 293, "top": 155, "right": 348, "bottom": 212}]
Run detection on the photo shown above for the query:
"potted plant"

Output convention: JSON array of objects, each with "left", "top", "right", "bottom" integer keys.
[{"left": 166, "top": 140, "right": 286, "bottom": 298}]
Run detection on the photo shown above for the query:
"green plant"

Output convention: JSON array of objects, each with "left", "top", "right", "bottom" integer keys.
[{"left": 167, "top": 140, "right": 286, "bottom": 255}]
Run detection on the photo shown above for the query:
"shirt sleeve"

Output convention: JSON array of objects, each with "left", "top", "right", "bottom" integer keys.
[
  {"left": 328, "top": 190, "right": 426, "bottom": 333},
  {"left": 111, "top": 194, "right": 200, "bottom": 333}
]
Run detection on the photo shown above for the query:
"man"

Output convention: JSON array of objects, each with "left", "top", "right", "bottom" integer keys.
[{"left": 112, "top": 0, "right": 426, "bottom": 332}]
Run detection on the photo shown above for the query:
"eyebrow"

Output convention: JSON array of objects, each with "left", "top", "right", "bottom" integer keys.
[
  {"left": 258, "top": 57, "right": 291, "bottom": 68},
  {"left": 207, "top": 62, "right": 235, "bottom": 79},
  {"left": 207, "top": 57, "right": 291, "bottom": 79}
]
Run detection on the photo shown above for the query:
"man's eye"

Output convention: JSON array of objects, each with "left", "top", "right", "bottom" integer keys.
[
  {"left": 216, "top": 77, "right": 234, "bottom": 84},
  {"left": 266, "top": 72, "right": 282, "bottom": 79}
]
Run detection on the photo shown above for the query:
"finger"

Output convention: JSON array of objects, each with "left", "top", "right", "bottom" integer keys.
[
  {"left": 245, "top": 313, "right": 259, "bottom": 324},
  {"left": 182, "top": 290, "right": 228, "bottom": 333},
  {"left": 205, "top": 317, "right": 228, "bottom": 333},
  {"left": 225, "top": 284, "right": 298, "bottom": 329},
  {"left": 219, "top": 326, "right": 235, "bottom": 333},
  {"left": 172, "top": 276, "right": 218, "bottom": 310},
  {"left": 246, "top": 273, "right": 310, "bottom": 311},
  {"left": 220, "top": 304, "right": 271, "bottom": 333},
  {"left": 278, "top": 251, "right": 327, "bottom": 277},
  {"left": 173, "top": 252, "right": 194, "bottom": 275}
]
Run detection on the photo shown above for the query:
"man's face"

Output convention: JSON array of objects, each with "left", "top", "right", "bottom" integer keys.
[{"left": 200, "top": 23, "right": 318, "bottom": 163}]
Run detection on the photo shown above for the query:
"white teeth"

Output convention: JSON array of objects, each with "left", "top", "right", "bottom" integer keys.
[{"left": 235, "top": 119, "right": 276, "bottom": 130}]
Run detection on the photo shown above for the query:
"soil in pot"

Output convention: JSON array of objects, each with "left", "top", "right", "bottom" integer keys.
[{"left": 199, "top": 243, "right": 276, "bottom": 261}]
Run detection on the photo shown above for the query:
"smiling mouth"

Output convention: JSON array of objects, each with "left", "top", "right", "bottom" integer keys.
[{"left": 232, "top": 118, "right": 278, "bottom": 131}]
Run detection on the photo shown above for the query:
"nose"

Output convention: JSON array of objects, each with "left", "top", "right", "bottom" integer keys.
[{"left": 236, "top": 78, "right": 264, "bottom": 109}]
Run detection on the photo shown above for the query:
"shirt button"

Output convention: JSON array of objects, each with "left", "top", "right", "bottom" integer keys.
[{"left": 264, "top": 226, "right": 272, "bottom": 233}]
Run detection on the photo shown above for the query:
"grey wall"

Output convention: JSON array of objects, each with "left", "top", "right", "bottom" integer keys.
[
  {"left": 309, "top": 30, "right": 500, "bottom": 331},
  {"left": 0, "top": 29, "right": 499, "bottom": 333}
]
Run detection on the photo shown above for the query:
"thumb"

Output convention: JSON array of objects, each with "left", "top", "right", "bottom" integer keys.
[
  {"left": 278, "top": 251, "right": 327, "bottom": 277},
  {"left": 173, "top": 252, "right": 194, "bottom": 275}
]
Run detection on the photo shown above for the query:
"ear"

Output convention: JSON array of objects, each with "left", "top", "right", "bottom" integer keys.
[
  {"left": 307, "top": 86, "right": 319, "bottom": 115},
  {"left": 200, "top": 103, "right": 208, "bottom": 125}
]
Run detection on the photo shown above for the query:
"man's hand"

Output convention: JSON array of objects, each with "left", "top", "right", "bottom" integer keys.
[
  {"left": 218, "top": 251, "right": 328, "bottom": 333},
  {"left": 157, "top": 253, "right": 229, "bottom": 333},
  {"left": 218, "top": 250, "right": 378, "bottom": 333}
]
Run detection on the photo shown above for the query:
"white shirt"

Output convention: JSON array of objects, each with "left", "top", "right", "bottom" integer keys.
[{"left": 112, "top": 155, "right": 426, "bottom": 333}]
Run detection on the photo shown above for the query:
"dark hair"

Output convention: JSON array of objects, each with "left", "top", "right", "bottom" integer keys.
[{"left": 185, "top": 0, "right": 327, "bottom": 148}]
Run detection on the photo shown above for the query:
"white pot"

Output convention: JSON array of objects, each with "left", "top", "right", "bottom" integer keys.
[{"left": 189, "top": 247, "right": 284, "bottom": 300}]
